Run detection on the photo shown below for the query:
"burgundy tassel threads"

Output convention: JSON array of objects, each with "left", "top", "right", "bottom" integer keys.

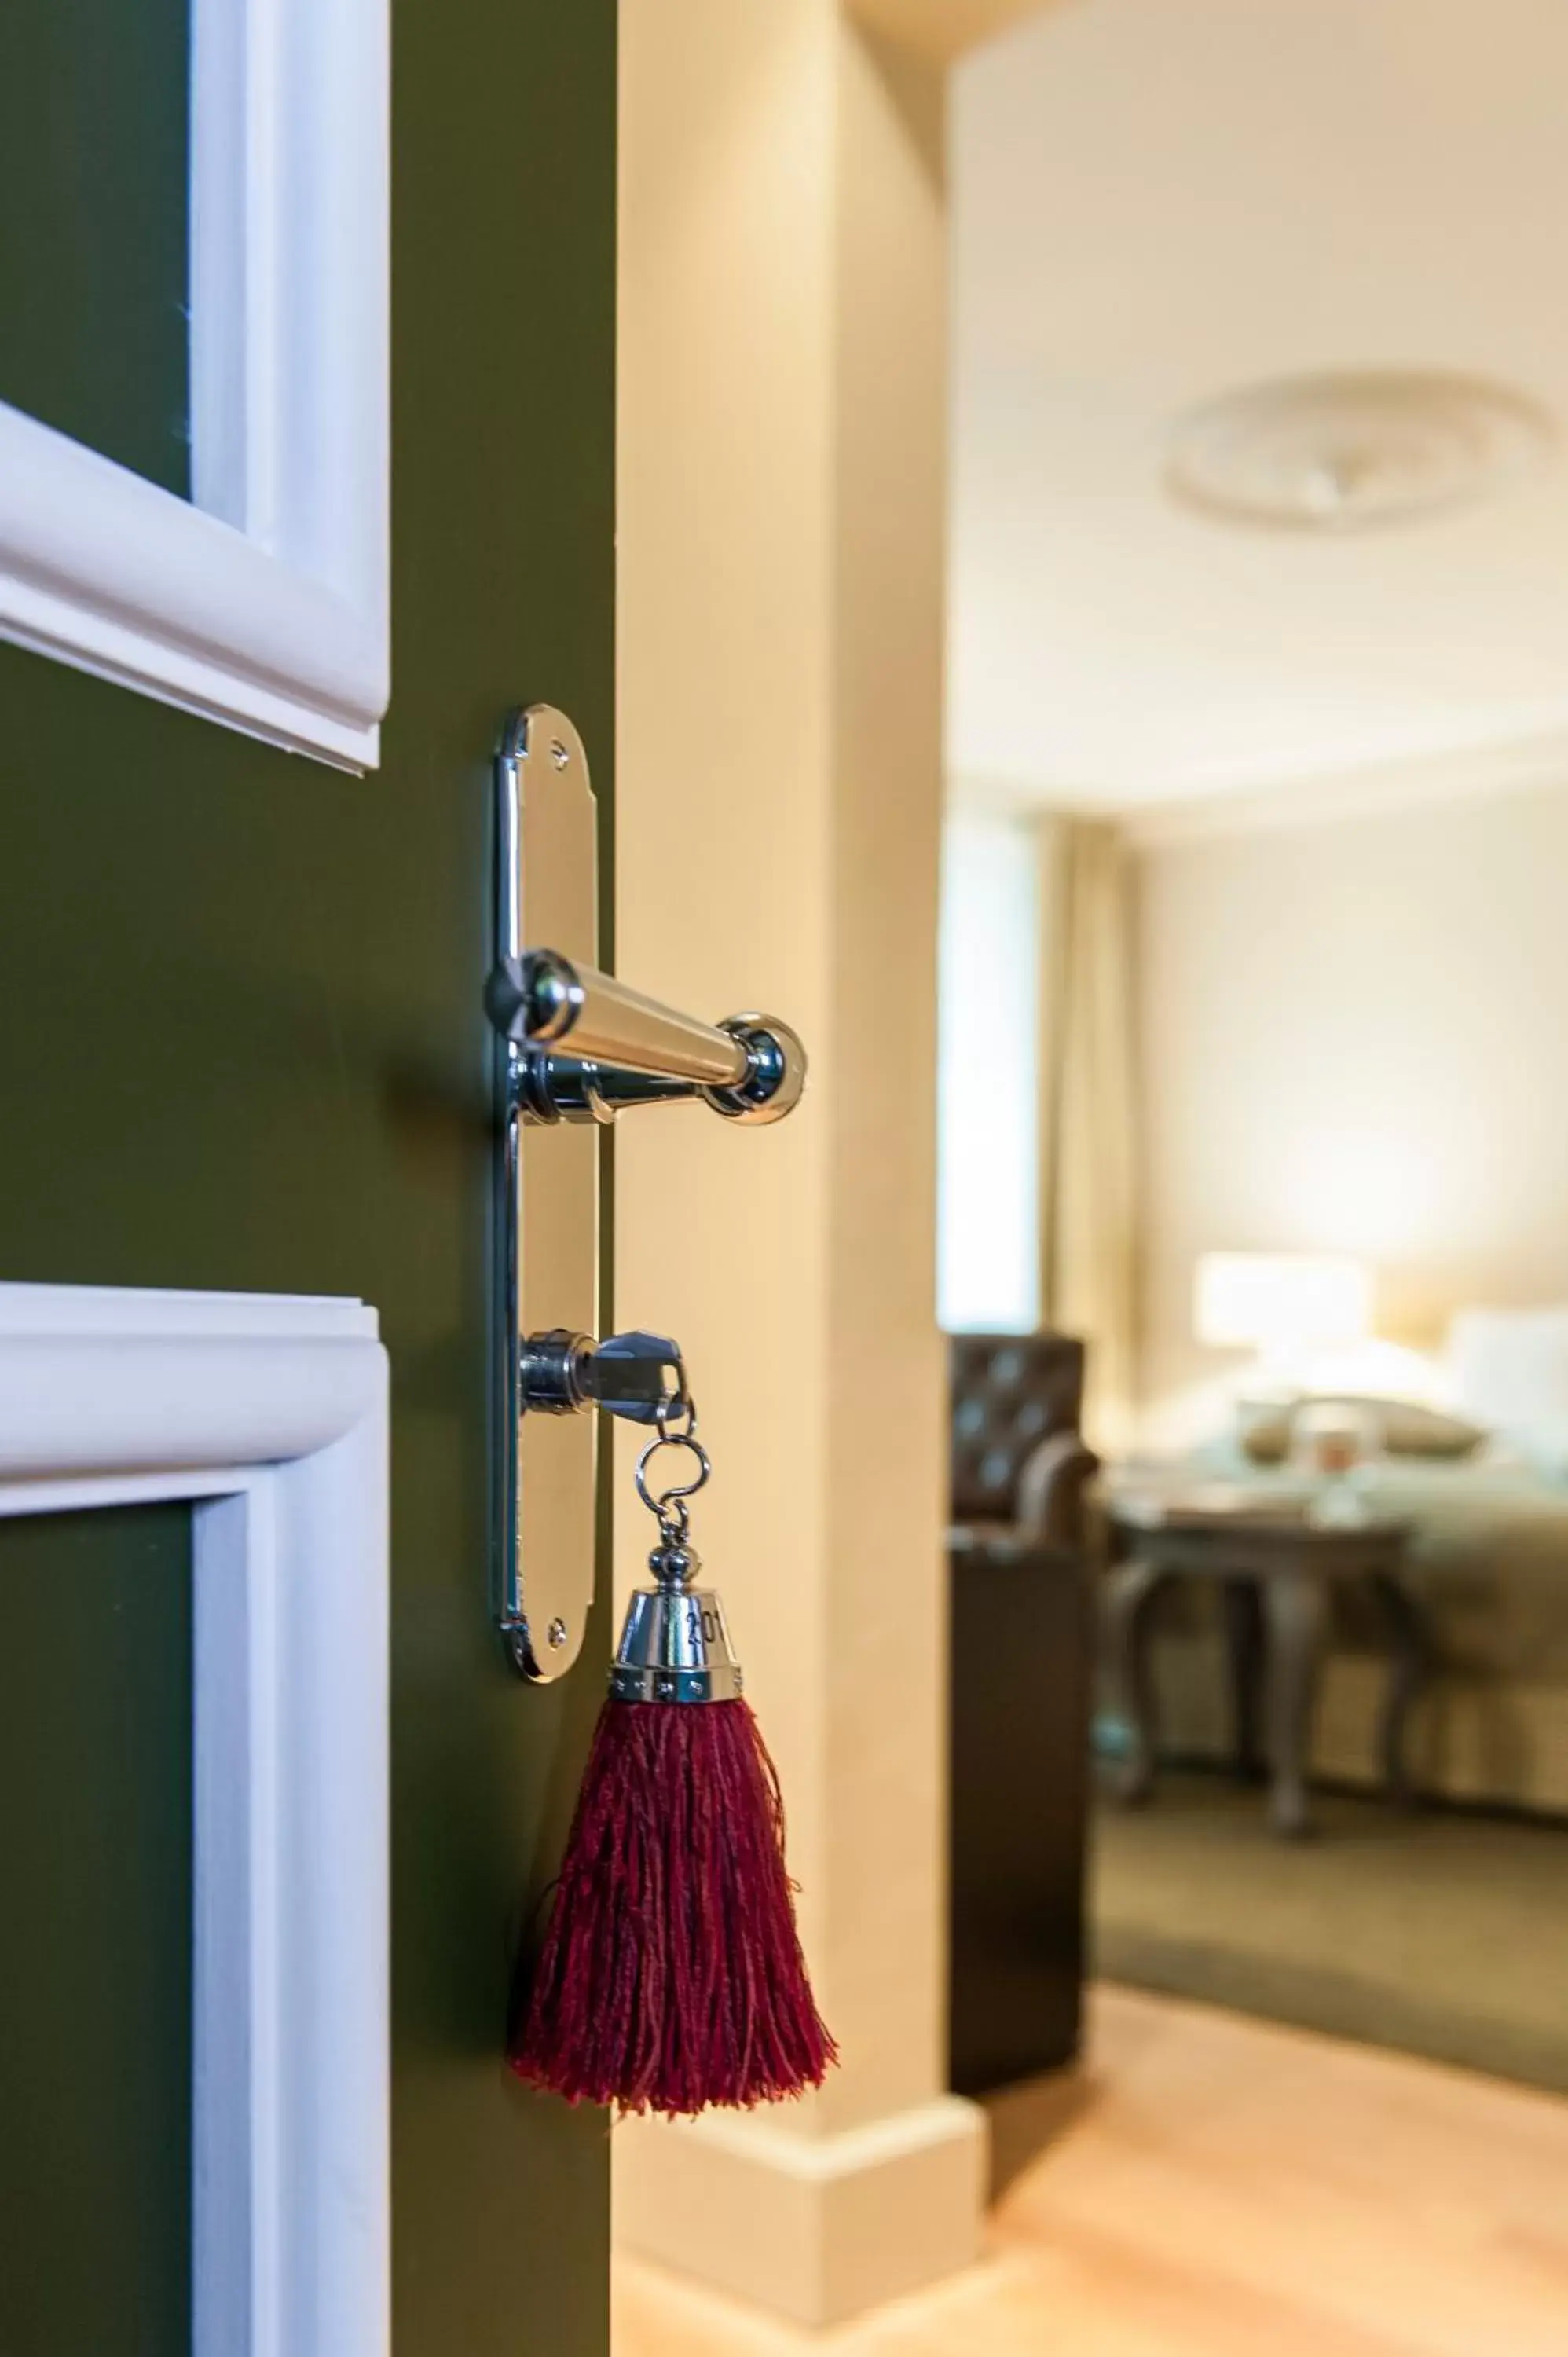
[{"left": 507, "top": 1696, "right": 836, "bottom": 2116}]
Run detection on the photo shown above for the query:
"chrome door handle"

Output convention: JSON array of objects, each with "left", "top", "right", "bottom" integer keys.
[
  {"left": 485, "top": 952, "right": 805, "bottom": 1124},
  {"left": 491, "top": 706, "right": 808, "bottom": 1682}
]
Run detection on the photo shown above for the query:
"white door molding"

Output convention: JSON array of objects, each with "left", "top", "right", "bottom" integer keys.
[
  {"left": 0, "top": 1283, "right": 390, "bottom": 2357},
  {"left": 0, "top": 0, "right": 389, "bottom": 770}
]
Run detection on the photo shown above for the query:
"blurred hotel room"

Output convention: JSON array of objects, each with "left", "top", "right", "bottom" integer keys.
[{"left": 615, "top": 2, "right": 1568, "bottom": 2352}]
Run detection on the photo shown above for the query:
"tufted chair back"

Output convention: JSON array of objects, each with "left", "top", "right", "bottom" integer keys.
[{"left": 949, "top": 1332, "right": 1087, "bottom": 1524}]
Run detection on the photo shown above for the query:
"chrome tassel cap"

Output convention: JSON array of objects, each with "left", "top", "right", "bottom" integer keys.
[
  {"left": 610, "top": 1541, "right": 744, "bottom": 1704},
  {"left": 614, "top": 1408, "right": 742, "bottom": 1702}
]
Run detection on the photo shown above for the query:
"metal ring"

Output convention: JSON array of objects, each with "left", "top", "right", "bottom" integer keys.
[
  {"left": 635, "top": 1430, "right": 713, "bottom": 1517},
  {"left": 655, "top": 1389, "right": 696, "bottom": 1442}
]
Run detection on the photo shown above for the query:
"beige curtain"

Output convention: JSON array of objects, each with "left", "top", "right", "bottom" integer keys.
[{"left": 1037, "top": 814, "right": 1139, "bottom": 1453}]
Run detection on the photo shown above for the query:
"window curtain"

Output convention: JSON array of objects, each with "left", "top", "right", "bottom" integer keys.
[{"left": 1037, "top": 813, "right": 1139, "bottom": 1452}]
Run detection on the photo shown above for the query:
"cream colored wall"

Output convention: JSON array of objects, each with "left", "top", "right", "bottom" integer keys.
[
  {"left": 614, "top": 0, "right": 981, "bottom": 2327},
  {"left": 614, "top": 0, "right": 837, "bottom": 1933},
  {"left": 1136, "top": 778, "right": 1568, "bottom": 1442},
  {"left": 825, "top": 19, "right": 950, "bottom": 2135}
]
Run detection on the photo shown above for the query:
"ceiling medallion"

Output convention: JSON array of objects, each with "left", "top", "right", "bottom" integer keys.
[{"left": 1166, "top": 368, "right": 1555, "bottom": 532}]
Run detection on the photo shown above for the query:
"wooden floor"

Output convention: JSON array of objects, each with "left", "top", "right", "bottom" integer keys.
[{"left": 614, "top": 1985, "right": 1568, "bottom": 2356}]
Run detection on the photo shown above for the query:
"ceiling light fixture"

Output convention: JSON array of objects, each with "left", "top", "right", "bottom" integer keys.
[{"left": 1166, "top": 368, "right": 1555, "bottom": 533}]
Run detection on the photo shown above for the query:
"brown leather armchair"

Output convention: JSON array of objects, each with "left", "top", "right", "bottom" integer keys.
[{"left": 947, "top": 1332, "right": 1099, "bottom": 1550}]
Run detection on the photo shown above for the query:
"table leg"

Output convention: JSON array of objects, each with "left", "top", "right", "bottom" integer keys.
[
  {"left": 1222, "top": 1577, "right": 1266, "bottom": 1783},
  {"left": 1262, "top": 1562, "right": 1328, "bottom": 1839},
  {"left": 1103, "top": 1556, "right": 1165, "bottom": 1805},
  {"left": 1373, "top": 1571, "right": 1427, "bottom": 1808}
]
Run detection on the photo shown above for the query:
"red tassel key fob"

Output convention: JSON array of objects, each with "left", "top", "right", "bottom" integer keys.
[{"left": 508, "top": 1387, "right": 836, "bottom": 2116}]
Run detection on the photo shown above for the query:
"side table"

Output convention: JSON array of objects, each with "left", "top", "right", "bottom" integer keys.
[{"left": 1103, "top": 1495, "right": 1424, "bottom": 1839}]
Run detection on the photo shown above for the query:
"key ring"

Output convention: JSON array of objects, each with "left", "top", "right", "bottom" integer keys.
[
  {"left": 635, "top": 1394, "right": 712, "bottom": 1548},
  {"left": 634, "top": 1425, "right": 712, "bottom": 1516}
]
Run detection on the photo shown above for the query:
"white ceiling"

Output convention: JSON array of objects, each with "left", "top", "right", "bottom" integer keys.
[{"left": 948, "top": 0, "right": 1568, "bottom": 813}]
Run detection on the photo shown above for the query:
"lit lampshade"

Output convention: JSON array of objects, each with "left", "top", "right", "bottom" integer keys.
[{"left": 1194, "top": 1252, "right": 1372, "bottom": 1360}]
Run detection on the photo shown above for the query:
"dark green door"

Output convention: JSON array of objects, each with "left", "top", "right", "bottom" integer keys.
[{"left": 0, "top": 5, "right": 615, "bottom": 2352}]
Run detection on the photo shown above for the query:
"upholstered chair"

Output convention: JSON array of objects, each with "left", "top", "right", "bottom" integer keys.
[{"left": 948, "top": 1332, "right": 1100, "bottom": 1551}]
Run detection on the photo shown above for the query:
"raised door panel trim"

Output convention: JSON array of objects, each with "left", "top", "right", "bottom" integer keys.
[
  {"left": 0, "top": 1283, "right": 390, "bottom": 2357},
  {"left": 0, "top": 0, "right": 388, "bottom": 770}
]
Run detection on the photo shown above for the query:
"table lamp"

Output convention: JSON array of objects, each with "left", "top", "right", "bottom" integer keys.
[{"left": 1194, "top": 1251, "right": 1372, "bottom": 1391}]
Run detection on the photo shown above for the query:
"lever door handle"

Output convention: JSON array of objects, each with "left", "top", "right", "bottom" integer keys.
[
  {"left": 485, "top": 950, "right": 806, "bottom": 1125},
  {"left": 493, "top": 702, "right": 810, "bottom": 1684}
]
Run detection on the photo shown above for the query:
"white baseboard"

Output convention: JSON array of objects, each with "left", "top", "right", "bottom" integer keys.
[{"left": 614, "top": 2091, "right": 987, "bottom": 2328}]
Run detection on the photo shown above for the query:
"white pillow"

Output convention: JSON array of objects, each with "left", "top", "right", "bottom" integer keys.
[{"left": 1448, "top": 1307, "right": 1568, "bottom": 1474}]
